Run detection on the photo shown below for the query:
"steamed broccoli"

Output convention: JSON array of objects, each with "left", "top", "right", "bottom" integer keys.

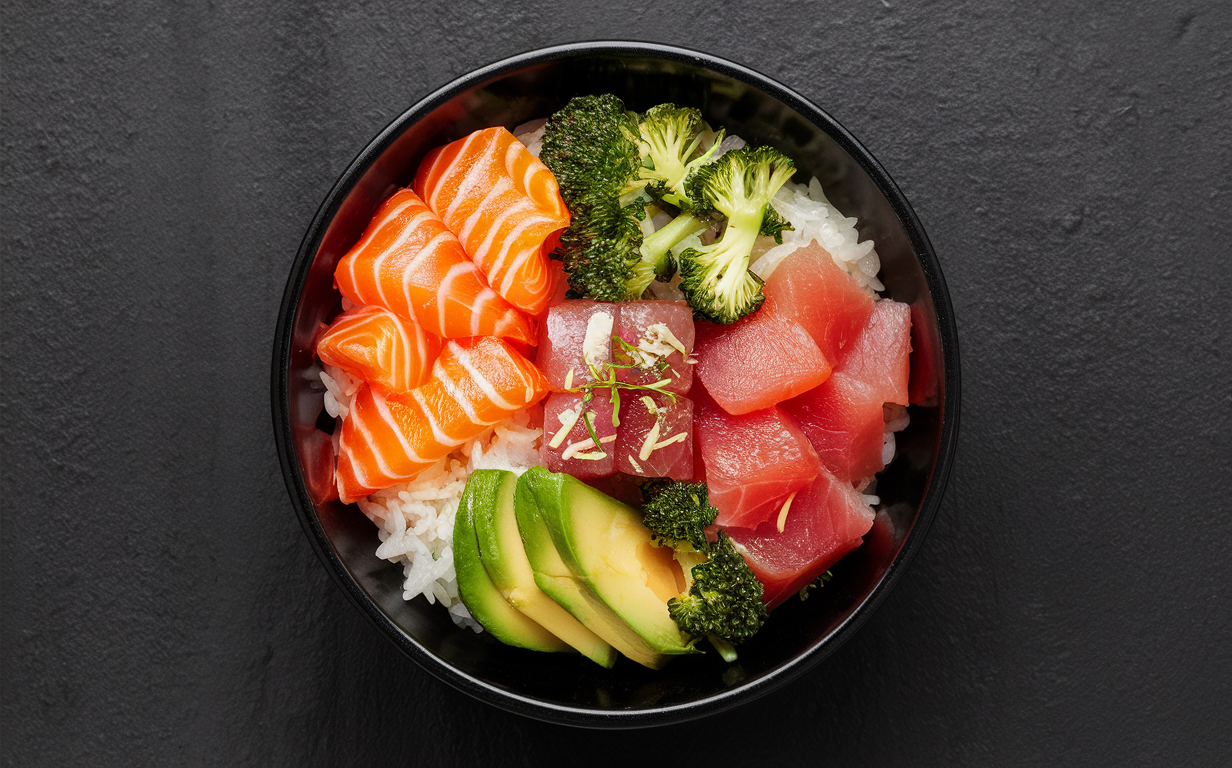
[
  {"left": 633, "top": 104, "right": 725, "bottom": 207},
  {"left": 677, "top": 145, "right": 796, "bottom": 324},
  {"left": 539, "top": 96, "right": 714, "bottom": 301},
  {"left": 641, "top": 481, "right": 768, "bottom": 660}
]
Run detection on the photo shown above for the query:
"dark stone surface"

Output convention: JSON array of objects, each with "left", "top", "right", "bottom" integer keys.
[{"left": 2, "top": 1, "right": 1228, "bottom": 765}]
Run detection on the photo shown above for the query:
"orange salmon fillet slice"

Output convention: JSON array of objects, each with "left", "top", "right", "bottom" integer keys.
[
  {"left": 333, "top": 188, "right": 536, "bottom": 344},
  {"left": 414, "top": 127, "right": 569, "bottom": 316},
  {"left": 335, "top": 336, "right": 548, "bottom": 503}
]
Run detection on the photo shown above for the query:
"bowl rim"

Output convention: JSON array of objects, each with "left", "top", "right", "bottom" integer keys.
[{"left": 271, "top": 39, "right": 961, "bottom": 728}]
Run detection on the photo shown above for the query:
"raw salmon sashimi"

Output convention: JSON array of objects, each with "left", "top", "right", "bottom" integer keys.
[
  {"left": 414, "top": 127, "right": 570, "bottom": 316},
  {"left": 316, "top": 305, "right": 440, "bottom": 394},
  {"left": 336, "top": 337, "right": 548, "bottom": 503},
  {"left": 333, "top": 189, "right": 535, "bottom": 345}
]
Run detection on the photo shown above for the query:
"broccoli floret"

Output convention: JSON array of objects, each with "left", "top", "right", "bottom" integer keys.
[
  {"left": 667, "top": 532, "right": 767, "bottom": 645},
  {"left": 642, "top": 480, "right": 718, "bottom": 552},
  {"left": 540, "top": 96, "right": 718, "bottom": 301},
  {"left": 641, "top": 481, "right": 767, "bottom": 658},
  {"left": 634, "top": 104, "right": 725, "bottom": 206},
  {"left": 677, "top": 145, "right": 796, "bottom": 324}
]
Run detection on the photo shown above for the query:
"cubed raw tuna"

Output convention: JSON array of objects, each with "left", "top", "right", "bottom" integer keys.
[
  {"left": 763, "top": 242, "right": 874, "bottom": 367},
  {"left": 693, "top": 310, "right": 832, "bottom": 415},
  {"left": 615, "top": 300, "right": 695, "bottom": 394},
  {"left": 724, "top": 459, "right": 875, "bottom": 609},
  {"left": 781, "top": 374, "right": 885, "bottom": 485},
  {"left": 537, "top": 300, "right": 620, "bottom": 391},
  {"left": 841, "top": 300, "right": 911, "bottom": 407},
  {"left": 615, "top": 393, "right": 693, "bottom": 480},
  {"left": 540, "top": 391, "right": 617, "bottom": 478},
  {"left": 781, "top": 299, "right": 912, "bottom": 484},
  {"left": 694, "top": 392, "right": 819, "bottom": 529}
]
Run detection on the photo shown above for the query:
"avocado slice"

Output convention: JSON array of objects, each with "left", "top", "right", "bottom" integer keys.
[
  {"left": 518, "top": 467, "right": 697, "bottom": 666},
  {"left": 472, "top": 469, "right": 617, "bottom": 668},
  {"left": 514, "top": 474, "right": 669, "bottom": 669},
  {"left": 453, "top": 471, "right": 570, "bottom": 653}
]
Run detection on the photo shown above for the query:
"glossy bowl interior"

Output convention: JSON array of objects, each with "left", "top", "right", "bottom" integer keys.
[{"left": 272, "top": 42, "right": 959, "bottom": 728}]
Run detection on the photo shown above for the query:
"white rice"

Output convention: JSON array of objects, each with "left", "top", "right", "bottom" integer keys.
[
  {"left": 751, "top": 177, "right": 885, "bottom": 293},
  {"left": 513, "top": 118, "right": 548, "bottom": 158},
  {"left": 320, "top": 369, "right": 543, "bottom": 632}
]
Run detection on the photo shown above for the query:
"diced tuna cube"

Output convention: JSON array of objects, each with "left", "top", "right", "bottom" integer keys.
[
  {"left": 693, "top": 310, "right": 832, "bottom": 415},
  {"left": 723, "top": 459, "right": 875, "bottom": 609},
  {"left": 540, "top": 391, "right": 617, "bottom": 478},
  {"left": 781, "top": 299, "right": 913, "bottom": 484},
  {"left": 537, "top": 300, "right": 620, "bottom": 391},
  {"left": 781, "top": 374, "right": 885, "bottom": 485},
  {"left": 615, "top": 393, "right": 693, "bottom": 480},
  {"left": 841, "top": 300, "right": 911, "bottom": 407},
  {"left": 694, "top": 392, "right": 819, "bottom": 529},
  {"left": 615, "top": 301, "right": 696, "bottom": 394},
  {"left": 763, "top": 243, "right": 874, "bottom": 367}
]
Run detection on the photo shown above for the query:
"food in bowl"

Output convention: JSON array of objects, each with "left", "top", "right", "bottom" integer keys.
[{"left": 312, "top": 93, "right": 916, "bottom": 669}]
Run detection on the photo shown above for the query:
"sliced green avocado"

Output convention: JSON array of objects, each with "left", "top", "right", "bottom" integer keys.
[
  {"left": 453, "top": 471, "right": 570, "bottom": 653},
  {"left": 519, "top": 467, "right": 697, "bottom": 666},
  {"left": 472, "top": 469, "right": 617, "bottom": 668},
  {"left": 514, "top": 474, "right": 669, "bottom": 669}
]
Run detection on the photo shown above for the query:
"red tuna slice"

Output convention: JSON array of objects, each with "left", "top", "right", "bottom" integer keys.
[
  {"left": 614, "top": 301, "right": 695, "bottom": 394},
  {"left": 615, "top": 393, "right": 693, "bottom": 480},
  {"left": 540, "top": 391, "right": 616, "bottom": 478},
  {"left": 763, "top": 242, "right": 874, "bottom": 367},
  {"left": 693, "top": 310, "right": 832, "bottom": 415},
  {"left": 537, "top": 300, "right": 620, "bottom": 391},
  {"left": 841, "top": 300, "right": 911, "bottom": 407},
  {"left": 695, "top": 397, "right": 819, "bottom": 529},
  {"left": 724, "top": 461, "right": 875, "bottom": 609},
  {"left": 781, "top": 374, "right": 885, "bottom": 485}
]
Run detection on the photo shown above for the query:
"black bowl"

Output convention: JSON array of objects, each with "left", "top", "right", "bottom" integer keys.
[{"left": 272, "top": 41, "right": 959, "bottom": 728}]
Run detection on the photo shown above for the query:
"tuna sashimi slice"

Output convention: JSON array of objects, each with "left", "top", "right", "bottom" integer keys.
[
  {"left": 693, "top": 310, "right": 832, "bottom": 416},
  {"left": 316, "top": 305, "right": 440, "bottom": 394},
  {"left": 336, "top": 337, "right": 547, "bottom": 503},
  {"left": 537, "top": 300, "right": 620, "bottom": 391},
  {"left": 724, "top": 461, "right": 875, "bottom": 609},
  {"left": 413, "top": 127, "right": 570, "bottom": 316},
  {"left": 333, "top": 189, "right": 535, "bottom": 345},
  {"left": 540, "top": 391, "right": 616, "bottom": 479},
  {"left": 841, "top": 300, "right": 912, "bottom": 407},
  {"left": 614, "top": 301, "right": 696, "bottom": 395},
  {"left": 763, "top": 242, "right": 874, "bottom": 367},
  {"left": 615, "top": 393, "right": 693, "bottom": 480},
  {"left": 782, "top": 298, "right": 912, "bottom": 484},
  {"left": 781, "top": 374, "right": 885, "bottom": 485},
  {"left": 694, "top": 394, "right": 819, "bottom": 529}
]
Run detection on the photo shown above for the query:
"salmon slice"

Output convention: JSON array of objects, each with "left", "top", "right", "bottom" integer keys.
[
  {"left": 413, "top": 127, "right": 570, "bottom": 316},
  {"left": 333, "top": 189, "right": 535, "bottom": 345},
  {"left": 336, "top": 337, "right": 549, "bottom": 503},
  {"left": 316, "top": 305, "right": 441, "bottom": 394}
]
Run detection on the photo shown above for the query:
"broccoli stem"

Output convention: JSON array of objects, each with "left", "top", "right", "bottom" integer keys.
[
  {"left": 708, "top": 634, "right": 739, "bottom": 662},
  {"left": 640, "top": 213, "right": 706, "bottom": 274},
  {"left": 625, "top": 212, "right": 707, "bottom": 298}
]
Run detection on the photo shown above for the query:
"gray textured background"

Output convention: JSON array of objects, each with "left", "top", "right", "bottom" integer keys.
[{"left": 3, "top": 1, "right": 1229, "bottom": 765}]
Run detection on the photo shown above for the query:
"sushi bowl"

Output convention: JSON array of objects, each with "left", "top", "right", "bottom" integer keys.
[{"left": 272, "top": 41, "right": 959, "bottom": 727}]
